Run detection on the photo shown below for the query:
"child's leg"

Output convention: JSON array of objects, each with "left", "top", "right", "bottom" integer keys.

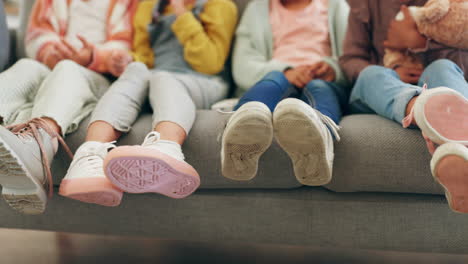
[
  {"left": 222, "top": 71, "right": 290, "bottom": 180},
  {"left": 0, "top": 59, "right": 50, "bottom": 125},
  {"left": 31, "top": 60, "right": 110, "bottom": 136},
  {"left": 60, "top": 62, "right": 150, "bottom": 207},
  {"left": 235, "top": 71, "right": 293, "bottom": 112},
  {"left": 104, "top": 71, "right": 228, "bottom": 198},
  {"left": 404, "top": 59, "right": 468, "bottom": 149},
  {"left": 300, "top": 79, "right": 346, "bottom": 124},
  {"left": 87, "top": 62, "right": 151, "bottom": 142},
  {"left": 419, "top": 59, "right": 468, "bottom": 97},
  {"left": 350, "top": 65, "right": 422, "bottom": 125},
  {"left": 273, "top": 80, "right": 343, "bottom": 186},
  {"left": 407, "top": 60, "right": 468, "bottom": 208},
  {"left": 0, "top": 60, "right": 109, "bottom": 214}
]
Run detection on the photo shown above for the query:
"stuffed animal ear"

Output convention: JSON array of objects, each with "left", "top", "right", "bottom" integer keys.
[{"left": 422, "top": 0, "right": 450, "bottom": 23}]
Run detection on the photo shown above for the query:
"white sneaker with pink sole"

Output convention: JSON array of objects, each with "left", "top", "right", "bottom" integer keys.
[
  {"left": 403, "top": 87, "right": 468, "bottom": 213},
  {"left": 404, "top": 87, "right": 468, "bottom": 153},
  {"left": 103, "top": 132, "right": 200, "bottom": 199},
  {"left": 431, "top": 143, "right": 468, "bottom": 214},
  {"left": 59, "top": 141, "right": 123, "bottom": 207}
]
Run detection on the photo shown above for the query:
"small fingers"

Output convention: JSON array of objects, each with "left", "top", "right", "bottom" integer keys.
[
  {"left": 60, "top": 39, "right": 78, "bottom": 55},
  {"left": 77, "top": 35, "right": 92, "bottom": 49}
]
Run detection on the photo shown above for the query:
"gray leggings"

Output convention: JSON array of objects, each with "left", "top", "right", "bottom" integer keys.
[
  {"left": 0, "top": 59, "right": 110, "bottom": 135},
  {"left": 91, "top": 62, "right": 228, "bottom": 134}
]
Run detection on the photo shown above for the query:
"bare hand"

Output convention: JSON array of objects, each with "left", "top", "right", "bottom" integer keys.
[
  {"left": 284, "top": 65, "right": 314, "bottom": 88},
  {"left": 61, "top": 35, "right": 94, "bottom": 67},
  {"left": 395, "top": 66, "right": 423, "bottom": 84},
  {"left": 383, "top": 6, "right": 427, "bottom": 50},
  {"left": 39, "top": 43, "right": 69, "bottom": 69},
  {"left": 107, "top": 49, "right": 133, "bottom": 77},
  {"left": 309, "top": 61, "right": 336, "bottom": 82},
  {"left": 171, "top": 0, "right": 187, "bottom": 16}
]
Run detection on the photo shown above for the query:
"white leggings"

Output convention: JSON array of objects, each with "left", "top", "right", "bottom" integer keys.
[
  {"left": 91, "top": 63, "right": 228, "bottom": 134},
  {"left": 0, "top": 59, "right": 110, "bottom": 135}
]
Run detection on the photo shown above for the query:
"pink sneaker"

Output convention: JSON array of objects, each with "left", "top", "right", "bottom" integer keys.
[
  {"left": 403, "top": 87, "right": 468, "bottom": 154},
  {"left": 59, "top": 142, "right": 123, "bottom": 207},
  {"left": 103, "top": 132, "right": 200, "bottom": 199},
  {"left": 431, "top": 143, "right": 468, "bottom": 213}
]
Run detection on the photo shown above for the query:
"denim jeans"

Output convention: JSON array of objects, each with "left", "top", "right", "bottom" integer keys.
[
  {"left": 349, "top": 59, "right": 468, "bottom": 125},
  {"left": 234, "top": 71, "right": 347, "bottom": 124}
]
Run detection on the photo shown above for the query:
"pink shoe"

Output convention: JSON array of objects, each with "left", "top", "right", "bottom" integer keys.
[
  {"left": 103, "top": 132, "right": 200, "bottom": 199},
  {"left": 431, "top": 143, "right": 468, "bottom": 213},
  {"left": 403, "top": 87, "right": 468, "bottom": 154},
  {"left": 59, "top": 142, "right": 123, "bottom": 207}
]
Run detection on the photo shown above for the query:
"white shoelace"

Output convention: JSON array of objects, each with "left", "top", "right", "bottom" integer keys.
[
  {"left": 142, "top": 132, "right": 185, "bottom": 161},
  {"left": 75, "top": 142, "right": 115, "bottom": 175},
  {"left": 315, "top": 110, "right": 341, "bottom": 142}
]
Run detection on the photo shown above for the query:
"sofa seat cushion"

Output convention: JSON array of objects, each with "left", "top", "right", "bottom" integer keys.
[
  {"left": 327, "top": 114, "right": 444, "bottom": 195},
  {"left": 51, "top": 112, "right": 445, "bottom": 194},
  {"left": 52, "top": 110, "right": 303, "bottom": 189}
]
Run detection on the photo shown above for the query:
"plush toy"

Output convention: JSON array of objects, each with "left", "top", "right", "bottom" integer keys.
[{"left": 384, "top": 0, "right": 468, "bottom": 70}]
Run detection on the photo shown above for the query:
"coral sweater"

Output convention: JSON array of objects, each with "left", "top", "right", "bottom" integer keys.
[{"left": 26, "top": 0, "right": 138, "bottom": 73}]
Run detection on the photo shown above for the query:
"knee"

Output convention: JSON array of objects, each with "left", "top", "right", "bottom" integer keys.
[
  {"left": 425, "top": 59, "right": 458, "bottom": 74},
  {"left": 263, "top": 71, "right": 285, "bottom": 80},
  {"left": 359, "top": 65, "right": 391, "bottom": 81},
  {"left": 256, "top": 71, "right": 289, "bottom": 90},
  {"left": 15, "top": 58, "right": 49, "bottom": 71},
  {"left": 53, "top": 60, "right": 81, "bottom": 73},
  {"left": 150, "top": 71, "right": 175, "bottom": 83},
  {"left": 124, "top": 62, "right": 150, "bottom": 76},
  {"left": 305, "top": 79, "right": 329, "bottom": 91}
]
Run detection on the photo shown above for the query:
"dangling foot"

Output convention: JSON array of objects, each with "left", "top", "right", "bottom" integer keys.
[
  {"left": 404, "top": 87, "right": 468, "bottom": 153},
  {"left": 221, "top": 102, "right": 273, "bottom": 181},
  {"left": 273, "top": 99, "right": 339, "bottom": 186},
  {"left": 59, "top": 141, "right": 123, "bottom": 207},
  {"left": 104, "top": 132, "right": 200, "bottom": 199},
  {"left": 431, "top": 143, "right": 468, "bottom": 213},
  {"left": 0, "top": 118, "right": 70, "bottom": 214}
]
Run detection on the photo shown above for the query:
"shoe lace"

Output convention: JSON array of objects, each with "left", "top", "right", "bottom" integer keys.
[
  {"left": 77, "top": 142, "right": 115, "bottom": 174},
  {"left": 142, "top": 131, "right": 161, "bottom": 147},
  {"left": 142, "top": 132, "right": 185, "bottom": 161},
  {"left": 7, "top": 118, "right": 73, "bottom": 197},
  {"left": 316, "top": 110, "right": 341, "bottom": 142}
]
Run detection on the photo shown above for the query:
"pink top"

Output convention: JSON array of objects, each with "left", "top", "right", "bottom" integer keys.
[{"left": 270, "top": 0, "right": 331, "bottom": 67}]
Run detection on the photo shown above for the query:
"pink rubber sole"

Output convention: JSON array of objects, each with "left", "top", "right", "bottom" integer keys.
[
  {"left": 59, "top": 178, "right": 123, "bottom": 207},
  {"left": 435, "top": 155, "right": 468, "bottom": 213},
  {"left": 104, "top": 146, "right": 200, "bottom": 199},
  {"left": 425, "top": 94, "right": 468, "bottom": 141}
]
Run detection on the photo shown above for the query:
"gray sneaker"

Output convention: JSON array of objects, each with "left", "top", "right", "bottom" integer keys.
[{"left": 0, "top": 118, "right": 70, "bottom": 214}]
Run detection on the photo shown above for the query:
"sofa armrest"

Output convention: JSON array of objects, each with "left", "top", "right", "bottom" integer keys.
[{"left": 0, "top": 1, "right": 10, "bottom": 71}]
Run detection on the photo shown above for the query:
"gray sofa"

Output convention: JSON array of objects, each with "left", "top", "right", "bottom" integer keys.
[
  {"left": 2, "top": 0, "right": 468, "bottom": 255},
  {"left": 0, "top": 0, "right": 9, "bottom": 71}
]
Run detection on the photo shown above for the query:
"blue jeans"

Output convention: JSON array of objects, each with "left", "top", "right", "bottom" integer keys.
[
  {"left": 350, "top": 59, "right": 468, "bottom": 125},
  {"left": 234, "top": 71, "right": 347, "bottom": 124}
]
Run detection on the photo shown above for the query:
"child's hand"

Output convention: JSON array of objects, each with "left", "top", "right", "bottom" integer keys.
[
  {"left": 309, "top": 61, "right": 336, "bottom": 82},
  {"left": 395, "top": 66, "right": 422, "bottom": 84},
  {"left": 284, "top": 66, "right": 314, "bottom": 88},
  {"left": 384, "top": 6, "right": 427, "bottom": 50},
  {"left": 107, "top": 50, "right": 133, "bottom": 77},
  {"left": 61, "top": 36, "right": 94, "bottom": 67},
  {"left": 39, "top": 43, "right": 70, "bottom": 69},
  {"left": 171, "top": 0, "right": 187, "bottom": 16}
]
